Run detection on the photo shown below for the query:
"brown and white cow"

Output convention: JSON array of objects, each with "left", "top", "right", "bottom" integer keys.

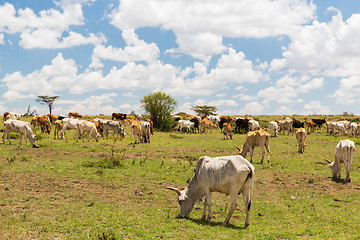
[
  {"left": 68, "top": 112, "right": 82, "bottom": 118},
  {"left": 237, "top": 129, "right": 270, "bottom": 163},
  {"left": 75, "top": 120, "right": 100, "bottom": 142}
]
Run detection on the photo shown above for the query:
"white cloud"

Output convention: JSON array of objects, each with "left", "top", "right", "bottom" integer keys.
[
  {"left": 0, "top": 33, "right": 4, "bottom": 44},
  {"left": 257, "top": 86, "right": 298, "bottom": 105},
  {"left": 238, "top": 101, "right": 265, "bottom": 115},
  {"left": 91, "top": 29, "right": 160, "bottom": 65},
  {"left": 0, "top": 1, "right": 105, "bottom": 49},
  {"left": 110, "top": 0, "right": 316, "bottom": 59},
  {"left": 275, "top": 106, "right": 293, "bottom": 115},
  {"left": 330, "top": 75, "right": 360, "bottom": 105},
  {"left": 303, "top": 100, "right": 331, "bottom": 115},
  {"left": 270, "top": 11, "right": 360, "bottom": 76}
]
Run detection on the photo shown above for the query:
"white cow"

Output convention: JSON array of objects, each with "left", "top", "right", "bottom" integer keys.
[
  {"left": 2, "top": 119, "right": 38, "bottom": 147},
  {"left": 269, "top": 121, "right": 279, "bottom": 137},
  {"left": 328, "top": 139, "right": 355, "bottom": 182},
  {"left": 167, "top": 155, "right": 254, "bottom": 228},
  {"left": 60, "top": 117, "right": 80, "bottom": 140},
  {"left": 141, "top": 121, "right": 151, "bottom": 143},
  {"left": 206, "top": 115, "right": 220, "bottom": 126},
  {"left": 176, "top": 120, "right": 194, "bottom": 133},
  {"left": 330, "top": 122, "right": 347, "bottom": 136},
  {"left": 248, "top": 119, "right": 260, "bottom": 131},
  {"left": 277, "top": 118, "right": 293, "bottom": 135},
  {"left": 75, "top": 120, "right": 100, "bottom": 142},
  {"left": 102, "top": 120, "right": 125, "bottom": 140},
  {"left": 350, "top": 122, "right": 358, "bottom": 138}
]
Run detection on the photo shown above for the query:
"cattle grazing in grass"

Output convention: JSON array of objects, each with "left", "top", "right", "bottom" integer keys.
[
  {"left": 305, "top": 120, "right": 316, "bottom": 134},
  {"left": 200, "top": 118, "right": 217, "bottom": 134},
  {"left": 269, "top": 121, "right": 279, "bottom": 137},
  {"left": 311, "top": 118, "right": 326, "bottom": 129},
  {"left": 350, "top": 122, "right": 358, "bottom": 138},
  {"left": 176, "top": 120, "right": 194, "bottom": 133},
  {"left": 167, "top": 155, "right": 254, "bottom": 228},
  {"left": 235, "top": 117, "right": 249, "bottom": 134},
  {"left": 237, "top": 129, "right": 270, "bottom": 164},
  {"left": 326, "top": 139, "right": 355, "bottom": 182},
  {"left": 190, "top": 117, "right": 200, "bottom": 133},
  {"left": 223, "top": 122, "right": 233, "bottom": 140},
  {"left": 68, "top": 112, "right": 82, "bottom": 119},
  {"left": 292, "top": 119, "right": 305, "bottom": 131},
  {"left": 112, "top": 112, "right": 127, "bottom": 121},
  {"left": 2, "top": 119, "right": 38, "bottom": 148},
  {"left": 141, "top": 121, "right": 151, "bottom": 143},
  {"left": 329, "top": 122, "right": 347, "bottom": 136},
  {"left": 75, "top": 120, "right": 100, "bottom": 142},
  {"left": 60, "top": 118, "right": 80, "bottom": 140},
  {"left": 130, "top": 120, "right": 141, "bottom": 144},
  {"left": 219, "top": 116, "right": 234, "bottom": 133},
  {"left": 102, "top": 120, "right": 125, "bottom": 141},
  {"left": 248, "top": 119, "right": 260, "bottom": 131},
  {"left": 31, "top": 116, "right": 51, "bottom": 135},
  {"left": 296, "top": 128, "right": 307, "bottom": 153},
  {"left": 53, "top": 120, "right": 63, "bottom": 139},
  {"left": 277, "top": 118, "right": 293, "bottom": 135}
]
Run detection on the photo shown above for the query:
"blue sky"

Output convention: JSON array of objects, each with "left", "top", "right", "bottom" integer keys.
[{"left": 0, "top": 0, "right": 360, "bottom": 116}]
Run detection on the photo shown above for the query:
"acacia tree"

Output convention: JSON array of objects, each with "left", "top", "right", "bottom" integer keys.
[
  {"left": 35, "top": 95, "right": 59, "bottom": 115},
  {"left": 191, "top": 105, "right": 217, "bottom": 118},
  {"left": 141, "top": 92, "right": 177, "bottom": 131}
]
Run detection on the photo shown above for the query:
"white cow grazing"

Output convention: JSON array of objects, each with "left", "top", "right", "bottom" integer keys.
[
  {"left": 330, "top": 122, "right": 347, "bottom": 136},
  {"left": 60, "top": 117, "right": 80, "bottom": 140},
  {"left": 75, "top": 120, "right": 100, "bottom": 142},
  {"left": 295, "top": 128, "right": 307, "bottom": 153},
  {"left": 350, "top": 122, "right": 358, "bottom": 138},
  {"left": 329, "top": 139, "right": 355, "bottom": 182},
  {"left": 176, "top": 120, "right": 194, "bottom": 133},
  {"left": 167, "top": 155, "right": 254, "bottom": 228},
  {"left": 2, "top": 119, "right": 38, "bottom": 147},
  {"left": 269, "top": 121, "right": 279, "bottom": 137},
  {"left": 206, "top": 115, "right": 220, "bottom": 126},
  {"left": 248, "top": 119, "right": 260, "bottom": 131},
  {"left": 102, "top": 120, "right": 125, "bottom": 140},
  {"left": 278, "top": 118, "right": 293, "bottom": 135}
]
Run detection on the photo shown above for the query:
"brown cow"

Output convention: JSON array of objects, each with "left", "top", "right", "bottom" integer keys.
[
  {"left": 237, "top": 129, "right": 270, "bottom": 163},
  {"left": 68, "top": 112, "right": 82, "bottom": 118},
  {"left": 112, "top": 112, "right": 127, "bottom": 120},
  {"left": 223, "top": 122, "right": 233, "bottom": 140},
  {"left": 296, "top": 128, "right": 307, "bottom": 153}
]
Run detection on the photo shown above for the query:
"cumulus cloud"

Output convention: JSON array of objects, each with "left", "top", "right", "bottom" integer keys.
[
  {"left": 110, "top": 0, "right": 316, "bottom": 59},
  {"left": 303, "top": 100, "right": 331, "bottom": 115},
  {"left": 0, "top": 1, "right": 105, "bottom": 49},
  {"left": 270, "top": 11, "right": 360, "bottom": 76},
  {"left": 90, "top": 29, "right": 160, "bottom": 65},
  {"left": 238, "top": 101, "right": 265, "bottom": 115},
  {"left": 330, "top": 76, "right": 360, "bottom": 105}
]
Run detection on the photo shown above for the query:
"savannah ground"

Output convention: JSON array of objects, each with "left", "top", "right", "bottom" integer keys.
[{"left": 1, "top": 115, "right": 360, "bottom": 239}]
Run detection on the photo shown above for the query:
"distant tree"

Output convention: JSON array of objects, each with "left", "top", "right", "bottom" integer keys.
[
  {"left": 35, "top": 95, "right": 59, "bottom": 115},
  {"left": 191, "top": 105, "right": 217, "bottom": 118},
  {"left": 141, "top": 92, "right": 177, "bottom": 131}
]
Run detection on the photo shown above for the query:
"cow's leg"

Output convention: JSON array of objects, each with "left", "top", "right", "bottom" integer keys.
[
  {"left": 204, "top": 190, "right": 212, "bottom": 222},
  {"left": 224, "top": 193, "right": 237, "bottom": 225},
  {"left": 249, "top": 147, "right": 254, "bottom": 163},
  {"left": 6, "top": 132, "right": 12, "bottom": 145},
  {"left": 260, "top": 145, "right": 265, "bottom": 163},
  {"left": 346, "top": 164, "right": 351, "bottom": 182}
]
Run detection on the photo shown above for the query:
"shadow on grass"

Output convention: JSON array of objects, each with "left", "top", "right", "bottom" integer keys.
[{"left": 175, "top": 215, "right": 244, "bottom": 230}]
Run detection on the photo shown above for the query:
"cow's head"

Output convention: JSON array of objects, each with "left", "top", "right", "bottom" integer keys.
[
  {"left": 167, "top": 187, "right": 197, "bottom": 219},
  {"left": 236, "top": 146, "right": 247, "bottom": 157}
]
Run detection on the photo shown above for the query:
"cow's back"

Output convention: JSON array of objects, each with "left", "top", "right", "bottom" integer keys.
[{"left": 195, "top": 155, "right": 254, "bottom": 193}]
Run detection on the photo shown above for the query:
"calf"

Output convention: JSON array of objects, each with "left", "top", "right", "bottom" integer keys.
[
  {"left": 237, "top": 129, "right": 270, "bottom": 163},
  {"left": 60, "top": 118, "right": 80, "bottom": 140},
  {"left": 295, "top": 128, "right": 307, "bottom": 153},
  {"left": 102, "top": 120, "right": 125, "bottom": 140},
  {"left": 131, "top": 121, "right": 142, "bottom": 144},
  {"left": 141, "top": 121, "right": 151, "bottom": 143},
  {"left": 167, "top": 155, "right": 254, "bottom": 228}
]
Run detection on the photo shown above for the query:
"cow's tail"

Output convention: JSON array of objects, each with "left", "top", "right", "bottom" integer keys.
[{"left": 239, "top": 166, "right": 254, "bottom": 212}]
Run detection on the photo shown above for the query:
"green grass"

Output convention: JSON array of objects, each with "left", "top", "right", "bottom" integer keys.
[{"left": 1, "top": 116, "right": 360, "bottom": 239}]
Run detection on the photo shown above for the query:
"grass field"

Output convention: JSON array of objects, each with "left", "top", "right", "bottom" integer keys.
[{"left": 1, "top": 115, "right": 360, "bottom": 239}]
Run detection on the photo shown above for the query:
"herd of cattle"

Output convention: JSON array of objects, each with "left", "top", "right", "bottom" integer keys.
[
  {"left": 1, "top": 111, "right": 153, "bottom": 147},
  {"left": 168, "top": 115, "right": 356, "bottom": 228},
  {"left": 2, "top": 111, "right": 357, "bottom": 228}
]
